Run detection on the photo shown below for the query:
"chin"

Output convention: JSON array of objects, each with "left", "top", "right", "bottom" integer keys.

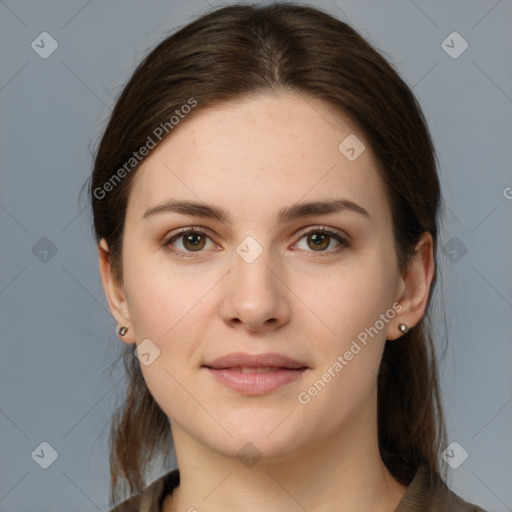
[{"left": 204, "top": 408, "right": 308, "bottom": 460}]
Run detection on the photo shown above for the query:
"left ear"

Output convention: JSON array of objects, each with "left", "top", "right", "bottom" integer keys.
[{"left": 387, "top": 231, "right": 435, "bottom": 340}]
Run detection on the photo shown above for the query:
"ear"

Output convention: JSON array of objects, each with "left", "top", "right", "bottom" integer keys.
[
  {"left": 98, "top": 238, "right": 136, "bottom": 344},
  {"left": 387, "top": 231, "right": 435, "bottom": 340}
]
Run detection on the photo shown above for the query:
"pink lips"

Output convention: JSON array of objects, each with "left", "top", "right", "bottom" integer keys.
[{"left": 203, "top": 352, "right": 308, "bottom": 395}]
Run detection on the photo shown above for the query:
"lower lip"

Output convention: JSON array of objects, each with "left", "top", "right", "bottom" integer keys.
[{"left": 204, "top": 367, "right": 306, "bottom": 395}]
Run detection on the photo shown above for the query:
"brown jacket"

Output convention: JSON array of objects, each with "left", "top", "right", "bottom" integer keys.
[{"left": 109, "top": 466, "right": 487, "bottom": 511}]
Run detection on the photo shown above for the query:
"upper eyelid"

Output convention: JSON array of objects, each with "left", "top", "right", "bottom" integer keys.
[{"left": 164, "top": 225, "right": 349, "bottom": 248}]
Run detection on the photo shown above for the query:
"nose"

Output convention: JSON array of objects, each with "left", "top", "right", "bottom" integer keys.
[{"left": 218, "top": 245, "right": 291, "bottom": 333}]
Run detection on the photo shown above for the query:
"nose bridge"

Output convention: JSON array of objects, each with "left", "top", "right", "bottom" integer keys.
[
  {"left": 220, "top": 235, "right": 290, "bottom": 329},
  {"left": 232, "top": 236, "right": 278, "bottom": 299}
]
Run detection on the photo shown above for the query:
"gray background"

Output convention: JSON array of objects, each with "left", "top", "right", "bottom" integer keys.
[{"left": 1, "top": 0, "right": 511, "bottom": 511}]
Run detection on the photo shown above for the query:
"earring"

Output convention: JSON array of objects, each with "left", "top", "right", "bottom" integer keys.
[
  {"left": 399, "top": 323, "right": 408, "bottom": 334},
  {"left": 118, "top": 326, "right": 128, "bottom": 336}
]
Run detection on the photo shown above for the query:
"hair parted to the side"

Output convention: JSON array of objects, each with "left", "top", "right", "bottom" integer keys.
[{"left": 89, "top": 3, "right": 447, "bottom": 505}]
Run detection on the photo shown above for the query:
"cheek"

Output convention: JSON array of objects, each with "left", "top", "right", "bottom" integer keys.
[
  {"left": 294, "top": 271, "right": 395, "bottom": 429},
  {"left": 122, "top": 253, "right": 211, "bottom": 424},
  {"left": 121, "top": 244, "right": 218, "bottom": 383},
  {"left": 300, "top": 256, "right": 397, "bottom": 345},
  {"left": 122, "top": 242, "right": 209, "bottom": 338},
  {"left": 293, "top": 254, "right": 398, "bottom": 409}
]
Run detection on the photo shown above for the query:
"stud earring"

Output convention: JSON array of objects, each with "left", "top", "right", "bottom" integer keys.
[
  {"left": 118, "top": 326, "right": 128, "bottom": 336},
  {"left": 398, "top": 323, "right": 408, "bottom": 334}
]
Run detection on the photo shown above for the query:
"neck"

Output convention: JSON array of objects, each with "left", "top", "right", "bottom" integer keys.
[{"left": 163, "top": 394, "right": 407, "bottom": 512}]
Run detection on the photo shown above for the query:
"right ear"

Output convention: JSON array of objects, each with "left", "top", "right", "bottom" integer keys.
[{"left": 98, "top": 238, "right": 136, "bottom": 344}]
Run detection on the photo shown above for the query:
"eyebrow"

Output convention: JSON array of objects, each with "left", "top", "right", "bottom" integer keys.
[{"left": 142, "top": 198, "right": 371, "bottom": 223}]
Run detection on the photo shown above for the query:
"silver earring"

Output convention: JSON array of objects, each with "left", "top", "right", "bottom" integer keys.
[
  {"left": 399, "top": 323, "right": 408, "bottom": 334},
  {"left": 118, "top": 326, "right": 128, "bottom": 336}
]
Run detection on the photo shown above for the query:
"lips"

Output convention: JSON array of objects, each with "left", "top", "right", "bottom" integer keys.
[
  {"left": 204, "top": 352, "right": 307, "bottom": 370},
  {"left": 202, "top": 352, "right": 308, "bottom": 395}
]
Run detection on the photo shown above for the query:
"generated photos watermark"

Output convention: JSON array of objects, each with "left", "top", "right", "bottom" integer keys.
[
  {"left": 93, "top": 98, "right": 198, "bottom": 200},
  {"left": 298, "top": 302, "right": 403, "bottom": 405}
]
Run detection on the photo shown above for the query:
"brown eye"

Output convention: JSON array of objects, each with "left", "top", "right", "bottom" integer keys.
[
  {"left": 294, "top": 227, "right": 351, "bottom": 255},
  {"left": 182, "top": 232, "right": 206, "bottom": 251},
  {"left": 307, "top": 232, "right": 331, "bottom": 251},
  {"left": 163, "top": 228, "right": 215, "bottom": 256}
]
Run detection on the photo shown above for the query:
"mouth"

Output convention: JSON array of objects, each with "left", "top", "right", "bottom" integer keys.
[
  {"left": 202, "top": 352, "right": 309, "bottom": 395},
  {"left": 224, "top": 366, "right": 292, "bottom": 373}
]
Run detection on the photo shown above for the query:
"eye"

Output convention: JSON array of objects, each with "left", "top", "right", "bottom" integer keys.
[
  {"left": 162, "top": 228, "right": 216, "bottom": 257},
  {"left": 161, "top": 225, "right": 351, "bottom": 258},
  {"left": 293, "top": 226, "right": 351, "bottom": 255}
]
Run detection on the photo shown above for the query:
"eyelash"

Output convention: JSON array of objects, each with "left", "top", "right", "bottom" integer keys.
[{"left": 161, "top": 226, "right": 351, "bottom": 259}]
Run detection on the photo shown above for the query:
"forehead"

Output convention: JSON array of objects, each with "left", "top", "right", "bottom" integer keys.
[{"left": 127, "top": 92, "right": 391, "bottom": 226}]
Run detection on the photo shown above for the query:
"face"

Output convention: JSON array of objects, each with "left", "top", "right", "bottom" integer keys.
[{"left": 111, "top": 93, "right": 408, "bottom": 461}]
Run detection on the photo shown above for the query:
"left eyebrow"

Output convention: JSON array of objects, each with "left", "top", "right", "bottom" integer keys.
[
  {"left": 142, "top": 198, "right": 372, "bottom": 223},
  {"left": 277, "top": 198, "right": 371, "bottom": 223}
]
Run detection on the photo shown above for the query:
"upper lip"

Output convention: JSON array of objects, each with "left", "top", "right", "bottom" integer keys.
[{"left": 203, "top": 352, "right": 308, "bottom": 369}]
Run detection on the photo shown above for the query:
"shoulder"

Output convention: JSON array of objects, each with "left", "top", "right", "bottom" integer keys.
[
  {"left": 108, "top": 469, "right": 179, "bottom": 512},
  {"left": 396, "top": 466, "right": 488, "bottom": 512}
]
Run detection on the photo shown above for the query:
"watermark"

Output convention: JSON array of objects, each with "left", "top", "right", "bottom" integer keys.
[
  {"left": 236, "top": 236, "right": 264, "bottom": 263},
  {"left": 32, "top": 236, "right": 58, "bottom": 263},
  {"left": 442, "top": 236, "right": 468, "bottom": 263},
  {"left": 237, "top": 442, "right": 263, "bottom": 468},
  {"left": 441, "top": 441, "right": 468, "bottom": 469},
  {"left": 31, "top": 441, "right": 59, "bottom": 469},
  {"left": 93, "top": 97, "right": 198, "bottom": 200},
  {"left": 31, "top": 32, "right": 58, "bottom": 59},
  {"left": 338, "top": 133, "right": 365, "bottom": 161},
  {"left": 441, "top": 31, "right": 468, "bottom": 59},
  {"left": 135, "top": 338, "right": 161, "bottom": 366},
  {"left": 298, "top": 302, "right": 402, "bottom": 405},
  {"left": 503, "top": 186, "right": 512, "bottom": 200}
]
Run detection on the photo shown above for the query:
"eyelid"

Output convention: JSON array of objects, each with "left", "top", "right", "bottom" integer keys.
[
  {"left": 161, "top": 224, "right": 351, "bottom": 257},
  {"left": 161, "top": 226, "right": 219, "bottom": 258},
  {"left": 294, "top": 224, "right": 349, "bottom": 241},
  {"left": 291, "top": 225, "right": 351, "bottom": 255}
]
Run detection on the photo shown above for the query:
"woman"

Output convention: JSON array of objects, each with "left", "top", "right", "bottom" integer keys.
[{"left": 90, "top": 3, "right": 487, "bottom": 511}]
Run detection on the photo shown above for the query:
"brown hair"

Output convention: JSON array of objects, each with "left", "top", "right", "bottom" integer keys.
[{"left": 89, "top": 2, "right": 447, "bottom": 505}]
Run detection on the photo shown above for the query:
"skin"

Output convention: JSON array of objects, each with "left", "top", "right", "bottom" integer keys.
[{"left": 99, "top": 92, "right": 435, "bottom": 512}]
